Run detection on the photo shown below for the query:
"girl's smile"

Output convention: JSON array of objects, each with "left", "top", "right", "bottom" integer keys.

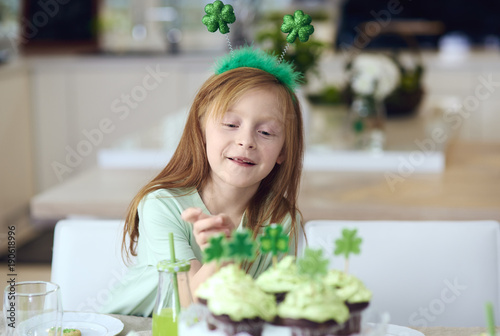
[
  {"left": 226, "top": 156, "right": 256, "bottom": 166},
  {"left": 204, "top": 88, "right": 285, "bottom": 193}
]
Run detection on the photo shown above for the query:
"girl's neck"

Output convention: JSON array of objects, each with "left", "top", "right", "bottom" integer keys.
[{"left": 199, "top": 179, "right": 257, "bottom": 225}]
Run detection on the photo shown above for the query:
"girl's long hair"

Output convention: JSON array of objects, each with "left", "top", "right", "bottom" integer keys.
[{"left": 122, "top": 67, "right": 304, "bottom": 261}]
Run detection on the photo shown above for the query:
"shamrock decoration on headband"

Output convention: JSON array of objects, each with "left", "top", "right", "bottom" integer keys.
[
  {"left": 281, "top": 10, "right": 315, "bottom": 43},
  {"left": 260, "top": 223, "right": 289, "bottom": 268},
  {"left": 202, "top": 0, "right": 235, "bottom": 34},
  {"left": 201, "top": 1, "right": 315, "bottom": 91},
  {"left": 334, "top": 228, "right": 362, "bottom": 274}
]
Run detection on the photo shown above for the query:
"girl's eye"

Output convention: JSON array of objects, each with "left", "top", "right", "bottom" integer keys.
[
  {"left": 222, "top": 123, "right": 237, "bottom": 128},
  {"left": 259, "top": 130, "right": 273, "bottom": 136}
]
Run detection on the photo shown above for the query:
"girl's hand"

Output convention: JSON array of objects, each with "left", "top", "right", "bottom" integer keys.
[{"left": 181, "top": 208, "right": 235, "bottom": 250}]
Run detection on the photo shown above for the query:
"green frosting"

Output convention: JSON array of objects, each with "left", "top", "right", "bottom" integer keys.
[
  {"left": 195, "top": 264, "right": 253, "bottom": 300},
  {"left": 278, "top": 281, "right": 349, "bottom": 324},
  {"left": 207, "top": 280, "right": 277, "bottom": 322},
  {"left": 255, "top": 256, "right": 305, "bottom": 293},
  {"left": 196, "top": 264, "right": 277, "bottom": 322},
  {"left": 323, "top": 270, "right": 372, "bottom": 303}
]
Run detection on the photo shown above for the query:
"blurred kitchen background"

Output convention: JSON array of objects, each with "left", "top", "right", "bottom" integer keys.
[{"left": 1, "top": 0, "right": 500, "bottom": 279}]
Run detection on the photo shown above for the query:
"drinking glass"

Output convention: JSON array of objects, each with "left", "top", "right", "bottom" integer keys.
[{"left": 3, "top": 281, "right": 63, "bottom": 336}]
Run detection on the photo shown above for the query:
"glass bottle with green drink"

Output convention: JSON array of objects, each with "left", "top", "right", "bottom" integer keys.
[{"left": 152, "top": 233, "right": 193, "bottom": 336}]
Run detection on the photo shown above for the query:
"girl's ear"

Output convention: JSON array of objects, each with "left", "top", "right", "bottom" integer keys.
[{"left": 276, "top": 150, "right": 285, "bottom": 165}]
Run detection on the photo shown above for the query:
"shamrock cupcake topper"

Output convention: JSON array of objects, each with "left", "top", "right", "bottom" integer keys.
[
  {"left": 203, "top": 229, "right": 257, "bottom": 270},
  {"left": 203, "top": 233, "right": 227, "bottom": 271},
  {"left": 227, "top": 229, "right": 256, "bottom": 267},
  {"left": 334, "top": 228, "right": 363, "bottom": 274},
  {"left": 260, "top": 223, "right": 289, "bottom": 268},
  {"left": 297, "top": 248, "right": 329, "bottom": 281}
]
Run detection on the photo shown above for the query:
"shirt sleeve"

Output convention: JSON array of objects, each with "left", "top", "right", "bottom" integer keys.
[{"left": 138, "top": 191, "right": 197, "bottom": 266}]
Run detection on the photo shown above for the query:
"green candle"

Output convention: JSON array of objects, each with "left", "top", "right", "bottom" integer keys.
[
  {"left": 486, "top": 302, "right": 496, "bottom": 336},
  {"left": 169, "top": 232, "right": 181, "bottom": 314}
]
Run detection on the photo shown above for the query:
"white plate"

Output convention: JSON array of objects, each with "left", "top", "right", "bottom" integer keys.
[
  {"left": 386, "top": 324, "right": 425, "bottom": 336},
  {"left": 63, "top": 312, "right": 124, "bottom": 336}
]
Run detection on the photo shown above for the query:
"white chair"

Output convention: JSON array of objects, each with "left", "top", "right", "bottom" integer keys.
[
  {"left": 51, "top": 219, "right": 129, "bottom": 312},
  {"left": 299, "top": 220, "right": 500, "bottom": 327}
]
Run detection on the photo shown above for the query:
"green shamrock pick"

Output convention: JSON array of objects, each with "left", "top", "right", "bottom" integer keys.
[
  {"left": 281, "top": 10, "right": 315, "bottom": 43},
  {"left": 202, "top": 0, "right": 236, "bottom": 35},
  {"left": 260, "top": 223, "right": 289, "bottom": 267},
  {"left": 227, "top": 229, "right": 256, "bottom": 267},
  {"left": 203, "top": 234, "right": 227, "bottom": 268},
  {"left": 297, "top": 248, "right": 329, "bottom": 280},
  {"left": 334, "top": 228, "right": 362, "bottom": 273}
]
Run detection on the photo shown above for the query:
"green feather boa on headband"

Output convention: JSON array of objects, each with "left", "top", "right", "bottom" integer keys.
[{"left": 214, "top": 46, "right": 303, "bottom": 92}]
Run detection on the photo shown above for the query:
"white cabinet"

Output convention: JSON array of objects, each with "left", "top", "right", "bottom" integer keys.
[
  {"left": 0, "top": 61, "right": 36, "bottom": 249},
  {"left": 29, "top": 56, "right": 212, "bottom": 190}
]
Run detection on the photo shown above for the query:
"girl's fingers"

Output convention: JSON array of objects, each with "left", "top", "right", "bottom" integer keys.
[
  {"left": 181, "top": 207, "right": 209, "bottom": 223},
  {"left": 196, "top": 229, "right": 229, "bottom": 249},
  {"left": 217, "top": 213, "right": 237, "bottom": 230},
  {"left": 192, "top": 216, "right": 231, "bottom": 235}
]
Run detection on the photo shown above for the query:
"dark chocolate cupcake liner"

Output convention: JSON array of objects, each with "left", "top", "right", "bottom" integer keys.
[
  {"left": 280, "top": 318, "right": 342, "bottom": 336},
  {"left": 336, "top": 302, "right": 370, "bottom": 335},
  {"left": 208, "top": 313, "right": 265, "bottom": 336}
]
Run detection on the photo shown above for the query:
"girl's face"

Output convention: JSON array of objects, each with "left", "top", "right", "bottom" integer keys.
[{"left": 204, "top": 88, "right": 285, "bottom": 192}]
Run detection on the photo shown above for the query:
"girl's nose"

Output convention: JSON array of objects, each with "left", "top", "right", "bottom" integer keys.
[{"left": 237, "top": 131, "right": 256, "bottom": 149}]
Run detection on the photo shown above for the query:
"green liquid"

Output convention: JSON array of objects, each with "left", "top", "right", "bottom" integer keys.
[{"left": 153, "top": 308, "right": 178, "bottom": 336}]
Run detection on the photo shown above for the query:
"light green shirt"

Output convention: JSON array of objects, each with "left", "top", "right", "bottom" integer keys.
[{"left": 100, "top": 188, "right": 297, "bottom": 317}]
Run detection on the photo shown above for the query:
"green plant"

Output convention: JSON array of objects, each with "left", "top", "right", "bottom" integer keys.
[
  {"left": 383, "top": 51, "right": 425, "bottom": 116},
  {"left": 306, "top": 85, "right": 344, "bottom": 105}
]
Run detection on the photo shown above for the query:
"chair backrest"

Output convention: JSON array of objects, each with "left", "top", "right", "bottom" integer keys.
[
  {"left": 51, "top": 219, "right": 129, "bottom": 312},
  {"left": 299, "top": 220, "right": 500, "bottom": 327}
]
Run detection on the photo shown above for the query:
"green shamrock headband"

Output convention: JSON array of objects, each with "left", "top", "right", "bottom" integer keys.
[{"left": 202, "top": 0, "right": 315, "bottom": 92}]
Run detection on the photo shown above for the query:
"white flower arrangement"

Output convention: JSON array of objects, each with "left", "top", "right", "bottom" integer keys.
[{"left": 348, "top": 54, "right": 400, "bottom": 100}]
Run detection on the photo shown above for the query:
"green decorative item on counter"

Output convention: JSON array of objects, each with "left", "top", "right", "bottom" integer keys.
[
  {"left": 281, "top": 10, "right": 315, "bottom": 43},
  {"left": 297, "top": 248, "right": 329, "bottom": 280},
  {"left": 201, "top": 0, "right": 235, "bottom": 34},
  {"left": 227, "top": 229, "right": 256, "bottom": 266},
  {"left": 485, "top": 302, "right": 496, "bottom": 336},
  {"left": 334, "top": 228, "right": 362, "bottom": 274},
  {"left": 260, "top": 223, "right": 289, "bottom": 267}
]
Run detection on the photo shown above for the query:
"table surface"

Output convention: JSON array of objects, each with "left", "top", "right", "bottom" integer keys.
[
  {"left": 0, "top": 312, "right": 496, "bottom": 336},
  {"left": 111, "top": 314, "right": 497, "bottom": 336},
  {"left": 30, "top": 141, "right": 500, "bottom": 226}
]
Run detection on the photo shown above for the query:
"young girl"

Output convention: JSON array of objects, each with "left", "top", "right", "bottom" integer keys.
[{"left": 100, "top": 54, "right": 304, "bottom": 316}]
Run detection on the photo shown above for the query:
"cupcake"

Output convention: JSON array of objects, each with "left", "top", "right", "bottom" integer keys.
[
  {"left": 195, "top": 264, "right": 255, "bottom": 330},
  {"left": 205, "top": 267, "right": 277, "bottom": 336},
  {"left": 255, "top": 256, "right": 305, "bottom": 303},
  {"left": 277, "top": 281, "right": 350, "bottom": 336},
  {"left": 323, "top": 270, "right": 372, "bottom": 335},
  {"left": 195, "top": 263, "right": 253, "bottom": 305}
]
